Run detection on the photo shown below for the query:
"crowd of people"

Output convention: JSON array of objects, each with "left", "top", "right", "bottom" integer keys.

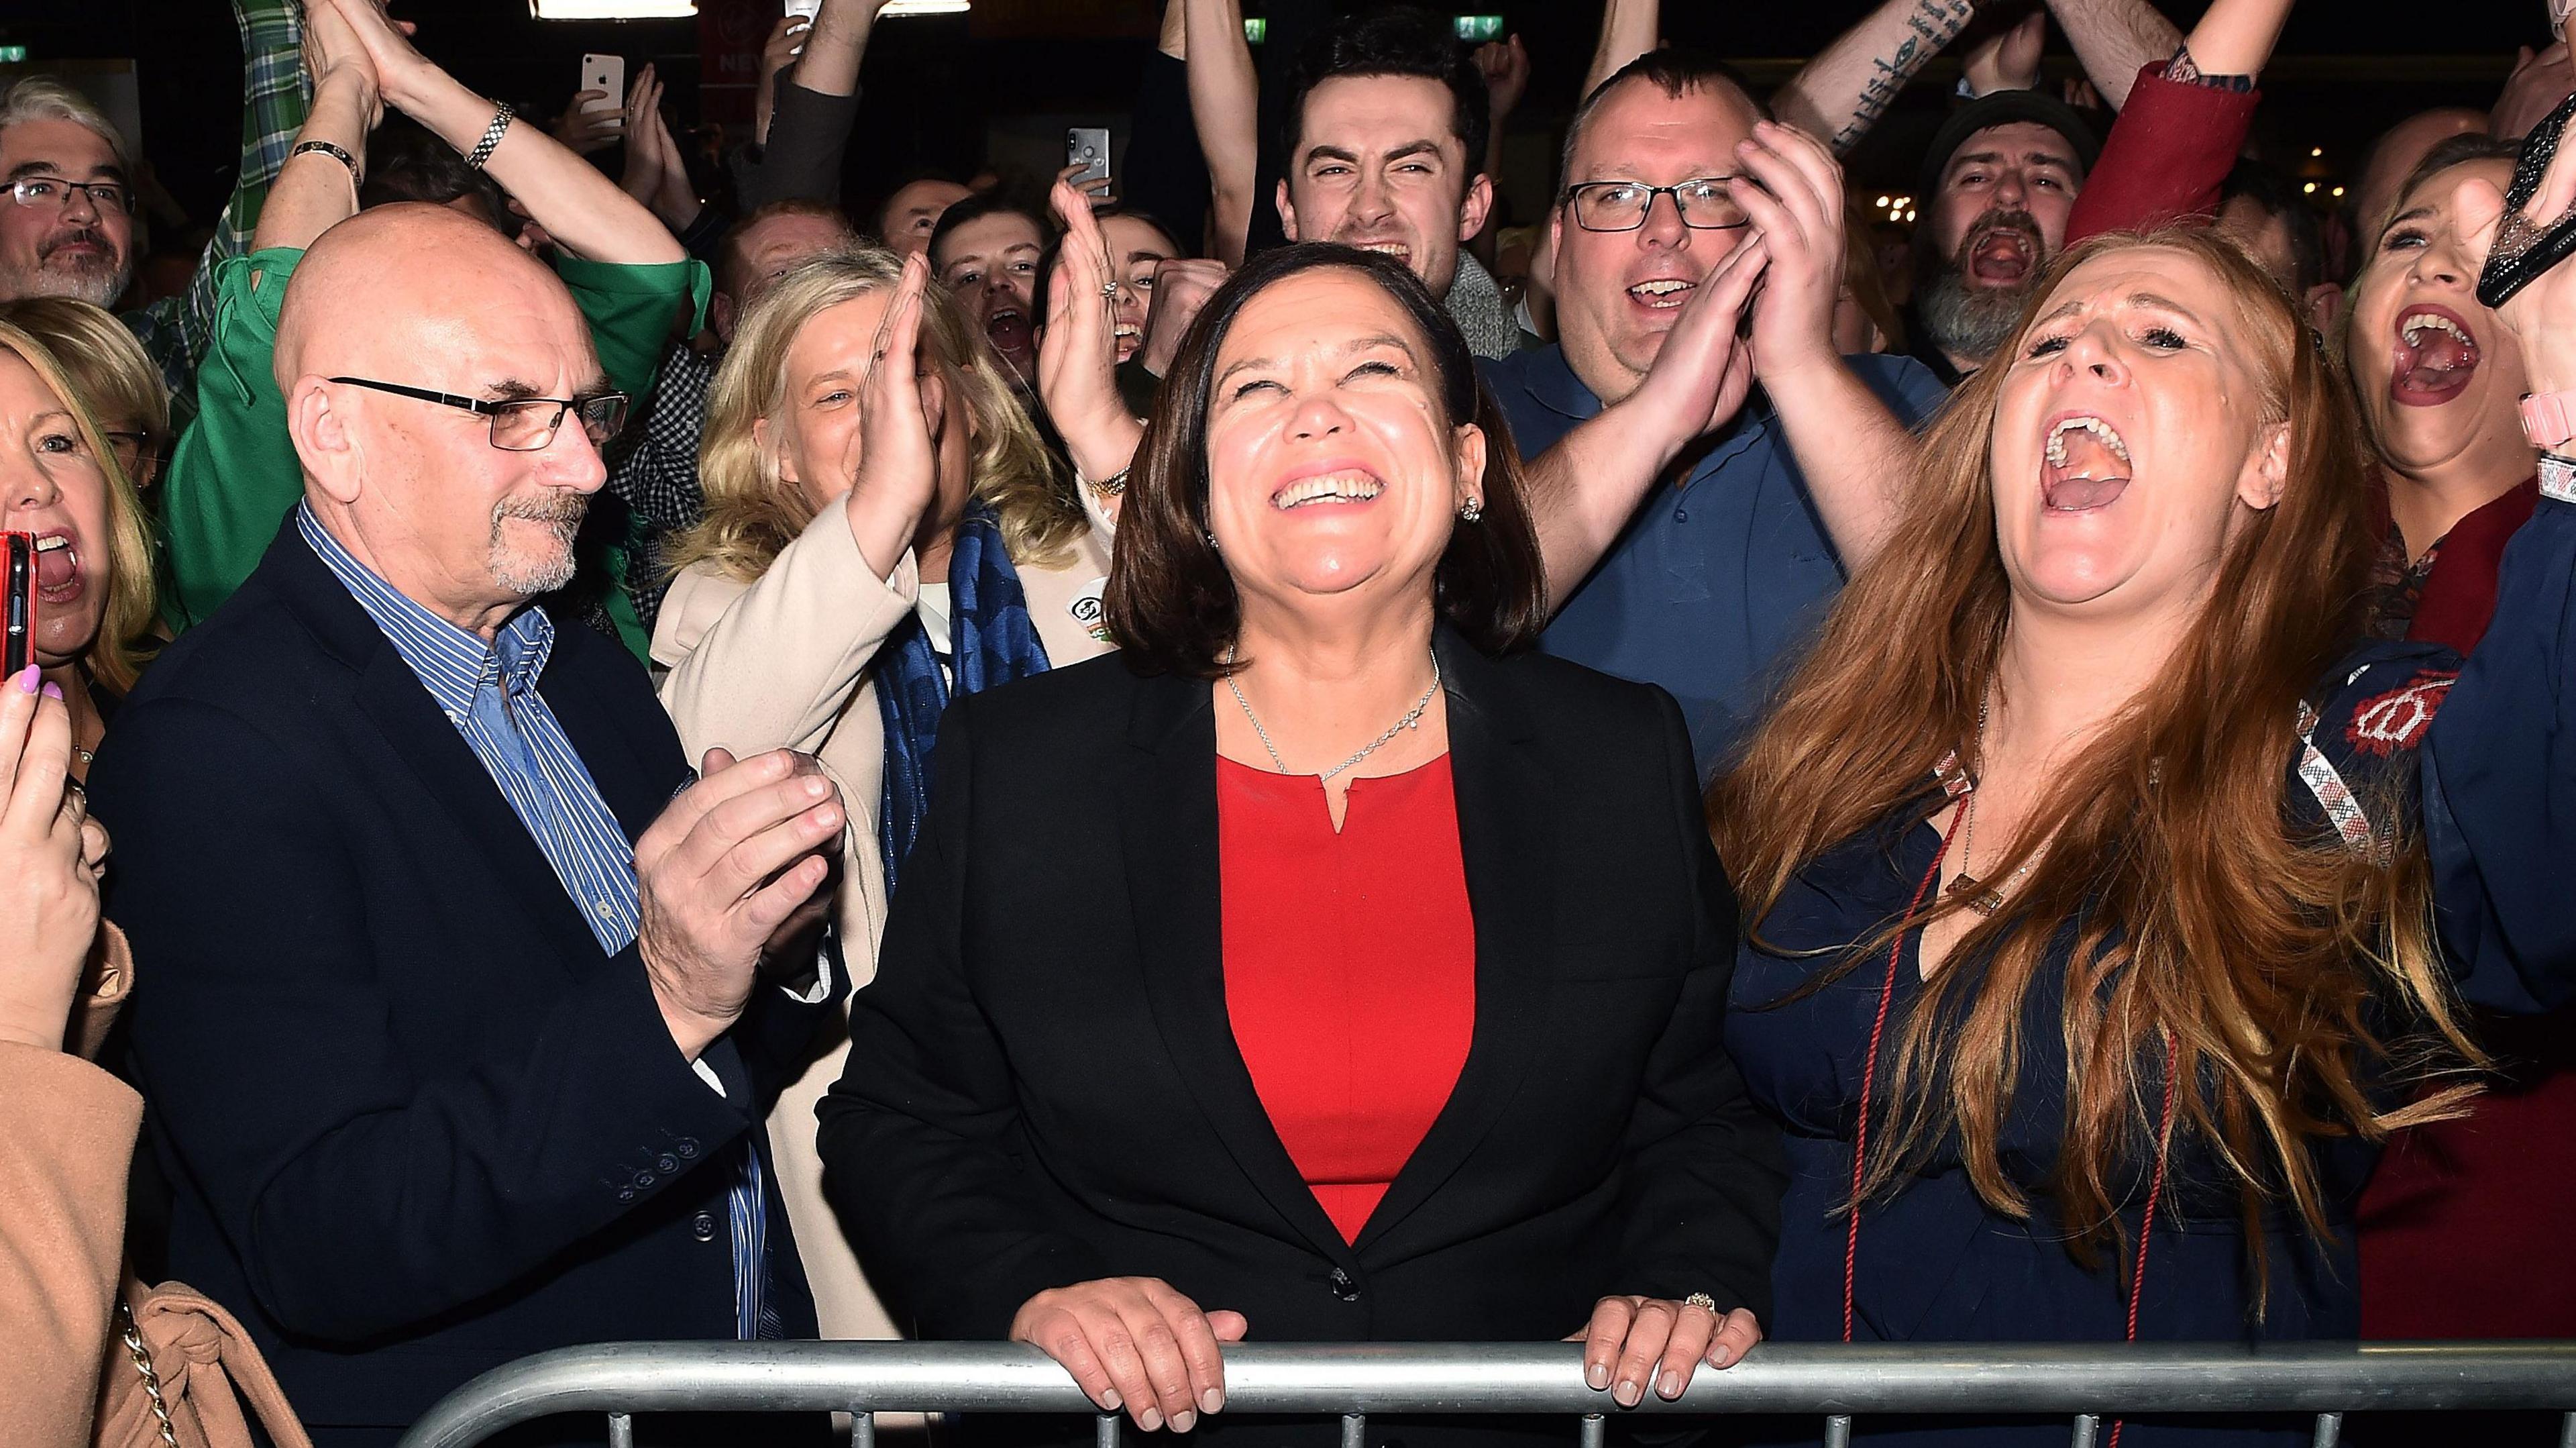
[{"left": 5, "top": 0, "right": 2576, "bottom": 1445}]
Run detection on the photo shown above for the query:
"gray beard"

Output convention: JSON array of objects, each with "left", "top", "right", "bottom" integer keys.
[
  {"left": 1916, "top": 264, "right": 2033, "bottom": 371},
  {"left": 11, "top": 257, "right": 128, "bottom": 310},
  {"left": 486, "top": 498, "right": 588, "bottom": 596}
]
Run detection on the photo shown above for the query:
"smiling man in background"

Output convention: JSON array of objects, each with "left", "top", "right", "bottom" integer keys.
[{"left": 1274, "top": 7, "right": 1521, "bottom": 357}]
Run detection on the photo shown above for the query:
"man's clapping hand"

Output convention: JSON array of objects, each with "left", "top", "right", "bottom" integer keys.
[{"left": 635, "top": 747, "right": 844, "bottom": 1061}]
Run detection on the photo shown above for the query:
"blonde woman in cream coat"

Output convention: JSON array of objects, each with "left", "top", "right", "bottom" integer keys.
[{"left": 651, "top": 243, "right": 1117, "bottom": 1341}]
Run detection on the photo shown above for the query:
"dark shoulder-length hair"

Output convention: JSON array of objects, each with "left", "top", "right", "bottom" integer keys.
[{"left": 1106, "top": 242, "right": 1547, "bottom": 678}]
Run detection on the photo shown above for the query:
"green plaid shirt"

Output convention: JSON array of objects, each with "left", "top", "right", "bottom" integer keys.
[{"left": 120, "top": 0, "right": 309, "bottom": 434}]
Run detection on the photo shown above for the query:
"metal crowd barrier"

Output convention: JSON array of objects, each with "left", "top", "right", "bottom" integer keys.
[{"left": 395, "top": 1341, "right": 2576, "bottom": 1448}]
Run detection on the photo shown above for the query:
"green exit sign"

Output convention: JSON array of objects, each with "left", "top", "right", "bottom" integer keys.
[
  {"left": 0, "top": 46, "right": 28, "bottom": 64},
  {"left": 1454, "top": 15, "right": 1503, "bottom": 41},
  {"left": 1243, "top": 17, "right": 1265, "bottom": 44}
]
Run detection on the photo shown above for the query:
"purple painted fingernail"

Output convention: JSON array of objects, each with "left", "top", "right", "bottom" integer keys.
[
  {"left": 41, "top": 681, "right": 62, "bottom": 701},
  {"left": 15, "top": 665, "right": 38, "bottom": 694}
]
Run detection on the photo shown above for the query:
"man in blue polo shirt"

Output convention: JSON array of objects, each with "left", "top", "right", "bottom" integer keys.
[{"left": 1490, "top": 49, "right": 1947, "bottom": 772}]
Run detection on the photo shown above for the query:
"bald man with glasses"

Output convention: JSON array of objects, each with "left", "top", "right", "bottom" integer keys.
[{"left": 87, "top": 201, "right": 847, "bottom": 1446}]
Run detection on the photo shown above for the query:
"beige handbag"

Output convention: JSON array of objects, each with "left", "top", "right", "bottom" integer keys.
[{"left": 93, "top": 1278, "right": 314, "bottom": 1448}]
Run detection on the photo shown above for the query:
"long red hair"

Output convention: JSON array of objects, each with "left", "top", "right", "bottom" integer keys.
[{"left": 1709, "top": 227, "right": 2479, "bottom": 1279}]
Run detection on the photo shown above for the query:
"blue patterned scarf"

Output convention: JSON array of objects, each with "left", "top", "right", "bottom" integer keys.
[{"left": 877, "top": 503, "right": 1051, "bottom": 893}]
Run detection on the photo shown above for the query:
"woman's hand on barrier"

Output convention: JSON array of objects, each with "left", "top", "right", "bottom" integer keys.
[
  {"left": 0, "top": 669, "right": 100, "bottom": 1051},
  {"left": 1573, "top": 1294, "right": 1764, "bottom": 1407},
  {"left": 1012, "top": 1276, "right": 1248, "bottom": 1432}
]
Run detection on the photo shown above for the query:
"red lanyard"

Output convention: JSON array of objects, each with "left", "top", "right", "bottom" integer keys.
[{"left": 1841, "top": 809, "right": 2182, "bottom": 1448}]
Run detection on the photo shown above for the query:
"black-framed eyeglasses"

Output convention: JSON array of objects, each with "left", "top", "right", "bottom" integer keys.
[
  {"left": 326, "top": 377, "right": 631, "bottom": 452},
  {"left": 1560, "top": 177, "right": 1748, "bottom": 233},
  {"left": 7, "top": 176, "right": 136, "bottom": 215}
]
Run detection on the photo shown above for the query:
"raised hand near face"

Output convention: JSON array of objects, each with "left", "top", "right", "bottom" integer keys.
[{"left": 1729, "top": 119, "right": 1850, "bottom": 384}]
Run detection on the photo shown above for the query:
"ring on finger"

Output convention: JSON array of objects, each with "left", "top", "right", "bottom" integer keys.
[
  {"left": 1683, "top": 1292, "right": 1717, "bottom": 1314},
  {"left": 1099, "top": 280, "right": 1121, "bottom": 300}
]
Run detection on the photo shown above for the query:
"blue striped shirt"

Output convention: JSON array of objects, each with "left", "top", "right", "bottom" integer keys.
[{"left": 298, "top": 503, "right": 775, "bottom": 1339}]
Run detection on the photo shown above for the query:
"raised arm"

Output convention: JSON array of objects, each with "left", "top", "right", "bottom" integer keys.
[
  {"left": 1186, "top": 0, "right": 1260, "bottom": 267},
  {"left": 329, "top": 0, "right": 681, "bottom": 266},
  {"left": 130, "top": 0, "right": 312, "bottom": 417},
  {"left": 1774, "top": 0, "right": 1977, "bottom": 156},
  {"left": 1729, "top": 121, "right": 1930, "bottom": 571},
  {"left": 2063, "top": 0, "right": 2290, "bottom": 242},
  {"left": 735, "top": 0, "right": 885, "bottom": 208},
  {"left": 2043, "top": 0, "right": 2182, "bottom": 111},
  {"left": 1582, "top": 0, "right": 1661, "bottom": 100},
  {"left": 250, "top": 1, "right": 380, "bottom": 256}
]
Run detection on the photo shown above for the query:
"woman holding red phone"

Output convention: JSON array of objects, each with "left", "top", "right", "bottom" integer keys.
[{"left": 0, "top": 320, "right": 158, "bottom": 782}]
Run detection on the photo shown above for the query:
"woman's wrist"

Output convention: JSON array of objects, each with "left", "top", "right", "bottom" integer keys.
[{"left": 1063, "top": 410, "right": 1144, "bottom": 486}]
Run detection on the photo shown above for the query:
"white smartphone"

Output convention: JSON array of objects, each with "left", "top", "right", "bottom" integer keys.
[
  {"left": 785, "top": 0, "right": 823, "bottom": 21},
  {"left": 1066, "top": 127, "right": 1111, "bottom": 190},
  {"left": 580, "top": 54, "right": 625, "bottom": 125}
]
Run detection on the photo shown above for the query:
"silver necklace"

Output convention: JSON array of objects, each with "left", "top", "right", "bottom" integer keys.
[
  {"left": 1950, "top": 685, "right": 2035, "bottom": 917},
  {"left": 1225, "top": 650, "right": 1442, "bottom": 784}
]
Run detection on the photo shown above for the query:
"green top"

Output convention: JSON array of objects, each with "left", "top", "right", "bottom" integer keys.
[{"left": 158, "top": 245, "right": 710, "bottom": 662}]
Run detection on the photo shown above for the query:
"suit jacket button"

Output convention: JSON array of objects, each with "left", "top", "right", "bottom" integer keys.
[
  {"left": 1328, "top": 1268, "right": 1360, "bottom": 1302},
  {"left": 657, "top": 1154, "right": 680, "bottom": 1174},
  {"left": 635, "top": 1172, "right": 656, "bottom": 1188},
  {"left": 616, "top": 1187, "right": 637, "bottom": 1202},
  {"left": 692, "top": 1212, "right": 718, "bottom": 1242},
  {"left": 676, "top": 1140, "right": 699, "bottom": 1159}
]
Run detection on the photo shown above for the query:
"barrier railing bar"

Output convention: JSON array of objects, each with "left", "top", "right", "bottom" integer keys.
[
  {"left": 2311, "top": 1409, "right": 2342, "bottom": 1447},
  {"left": 1578, "top": 1412, "right": 1605, "bottom": 1448},
  {"left": 604, "top": 1411, "right": 631, "bottom": 1448},
  {"left": 394, "top": 1341, "right": 2576, "bottom": 1448},
  {"left": 853, "top": 1409, "right": 875, "bottom": 1448},
  {"left": 2069, "top": 1412, "right": 2099, "bottom": 1448},
  {"left": 1822, "top": 1414, "right": 1854, "bottom": 1448},
  {"left": 2559, "top": 1408, "right": 2574, "bottom": 1448},
  {"left": 1092, "top": 1413, "right": 1117, "bottom": 1448}
]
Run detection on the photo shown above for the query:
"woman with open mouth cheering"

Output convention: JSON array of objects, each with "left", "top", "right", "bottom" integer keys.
[{"left": 1706, "top": 106, "right": 2576, "bottom": 1447}]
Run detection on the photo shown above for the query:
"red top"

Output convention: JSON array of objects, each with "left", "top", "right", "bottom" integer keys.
[
  {"left": 2067, "top": 61, "right": 2262, "bottom": 245},
  {"left": 1217, "top": 754, "right": 1476, "bottom": 1244}
]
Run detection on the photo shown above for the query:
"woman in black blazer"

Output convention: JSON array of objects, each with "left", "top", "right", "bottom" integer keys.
[{"left": 818, "top": 244, "right": 1784, "bottom": 1442}]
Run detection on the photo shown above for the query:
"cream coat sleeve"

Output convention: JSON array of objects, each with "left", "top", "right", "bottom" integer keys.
[
  {"left": 653, "top": 504, "right": 922, "bottom": 759},
  {"left": 0, "top": 1043, "right": 142, "bottom": 1448}
]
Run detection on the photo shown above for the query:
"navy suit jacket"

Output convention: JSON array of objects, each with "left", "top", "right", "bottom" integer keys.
[{"left": 89, "top": 519, "right": 822, "bottom": 1438}]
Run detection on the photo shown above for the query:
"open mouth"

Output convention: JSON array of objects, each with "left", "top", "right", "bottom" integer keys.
[
  {"left": 32, "top": 531, "right": 80, "bottom": 603},
  {"left": 1968, "top": 227, "right": 2037, "bottom": 286},
  {"left": 2387, "top": 303, "right": 2480, "bottom": 407},
  {"left": 1627, "top": 277, "right": 1695, "bottom": 311},
  {"left": 1271, "top": 468, "right": 1385, "bottom": 511},
  {"left": 2041, "top": 413, "right": 2131, "bottom": 513},
  {"left": 1113, "top": 321, "right": 1140, "bottom": 361},
  {"left": 1347, "top": 241, "right": 1412, "bottom": 264},
  {"left": 986, "top": 305, "right": 1032, "bottom": 357}
]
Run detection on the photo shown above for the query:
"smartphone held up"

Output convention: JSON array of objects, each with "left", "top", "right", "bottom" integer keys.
[{"left": 3, "top": 531, "right": 39, "bottom": 679}]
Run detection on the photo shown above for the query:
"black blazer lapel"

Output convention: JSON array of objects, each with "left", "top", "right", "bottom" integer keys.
[
  {"left": 260, "top": 521, "right": 620, "bottom": 975},
  {"left": 1355, "top": 633, "right": 1558, "bottom": 1257},
  {"left": 1115, "top": 666, "right": 1356, "bottom": 1266}
]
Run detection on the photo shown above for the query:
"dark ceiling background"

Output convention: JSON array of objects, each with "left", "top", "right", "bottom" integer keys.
[{"left": 0, "top": 0, "right": 2548, "bottom": 225}]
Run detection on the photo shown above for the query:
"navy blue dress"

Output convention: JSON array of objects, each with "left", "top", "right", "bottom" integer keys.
[{"left": 1725, "top": 495, "right": 2576, "bottom": 1447}]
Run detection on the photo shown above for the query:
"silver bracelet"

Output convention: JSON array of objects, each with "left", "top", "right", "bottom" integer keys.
[
  {"left": 463, "top": 102, "right": 515, "bottom": 172},
  {"left": 290, "top": 139, "right": 362, "bottom": 189}
]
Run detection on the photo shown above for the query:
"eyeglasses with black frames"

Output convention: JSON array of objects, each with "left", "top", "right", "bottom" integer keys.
[
  {"left": 1560, "top": 178, "right": 1749, "bottom": 233},
  {"left": 7, "top": 176, "right": 136, "bottom": 215},
  {"left": 325, "top": 378, "right": 631, "bottom": 452}
]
